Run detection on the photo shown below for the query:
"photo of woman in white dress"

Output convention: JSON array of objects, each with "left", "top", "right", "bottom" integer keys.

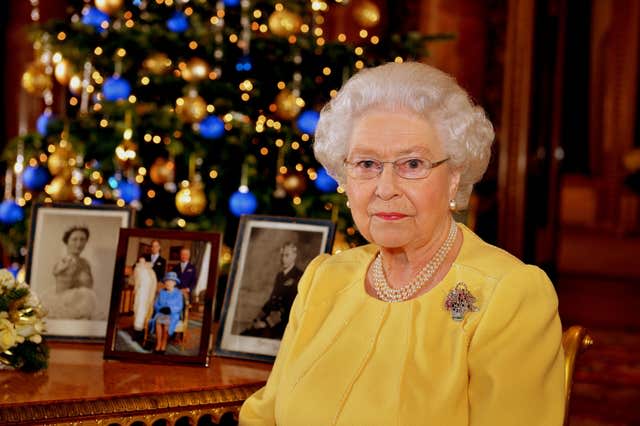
[{"left": 49, "top": 226, "right": 96, "bottom": 319}]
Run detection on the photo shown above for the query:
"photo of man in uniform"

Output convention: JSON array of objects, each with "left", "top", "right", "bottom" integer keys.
[{"left": 241, "top": 241, "right": 302, "bottom": 340}]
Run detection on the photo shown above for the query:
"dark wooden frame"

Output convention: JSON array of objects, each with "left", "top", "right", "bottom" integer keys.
[
  {"left": 25, "top": 202, "right": 134, "bottom": 341},
  {"left": 215, "top": 215, "right": 335, "bottom": 363},
  {"left": 104, "top": 228, "right": 221, "bottom": 366}
]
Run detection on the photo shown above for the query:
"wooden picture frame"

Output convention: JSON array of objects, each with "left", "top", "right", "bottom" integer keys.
[
  {"left": 26, "top": 202, "right": 134, "bottom": 340},
  {"left": 103, "top": 228, "right": 221, "bottom": 366},
  {"left": 215, "top": 215, "right": 335, "bottom": 363}
]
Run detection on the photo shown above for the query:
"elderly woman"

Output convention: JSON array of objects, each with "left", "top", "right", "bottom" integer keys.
[{"left": 239, "top": 62, "right": 564, "bottom": 425}]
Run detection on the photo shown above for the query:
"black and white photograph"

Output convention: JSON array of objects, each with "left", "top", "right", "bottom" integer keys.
[
  {"left": 26, "top": 203, "right": 134, "bottom": 339},
  {"left": 216, "top": 215, "right": 335, "bottom": 362},
  {"left": 104, "top": 228, "right": 220, "bottom": 366}
]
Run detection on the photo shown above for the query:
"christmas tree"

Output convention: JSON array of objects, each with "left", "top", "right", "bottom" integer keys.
[{"left": 1, "top": 0, "right": 446, "bottom": 263}]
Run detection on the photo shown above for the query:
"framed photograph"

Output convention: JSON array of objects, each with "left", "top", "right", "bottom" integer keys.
[
  {"left": 103, "top": 228, "right": 221, "bottom": 366},
  {"left": 26, "top": 203, "right": 134, "bottom": 340},
  {"left": 215, "top": 215, "right": 335, "bottom": 362}
]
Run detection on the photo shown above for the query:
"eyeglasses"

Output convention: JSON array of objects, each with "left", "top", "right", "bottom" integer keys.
[{"left": 343, "top": 157, "right": 450, "bottom": 180}]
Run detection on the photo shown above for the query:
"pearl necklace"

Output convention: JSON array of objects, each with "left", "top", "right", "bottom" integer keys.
[{"left": 371, "top": 220, "right": 458, "bottom": 302}]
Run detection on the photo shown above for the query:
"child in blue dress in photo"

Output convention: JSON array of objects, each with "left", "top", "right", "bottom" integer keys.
[{"left": 149, "top": 271, "right": 184, "bottom": 354}]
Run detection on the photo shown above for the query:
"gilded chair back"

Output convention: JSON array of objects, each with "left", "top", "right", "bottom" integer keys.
[{"left": 562, "top": 325, "right": 593, "bottom": 426}]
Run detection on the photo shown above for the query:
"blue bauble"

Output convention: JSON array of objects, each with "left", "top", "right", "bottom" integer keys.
[
  {"left": 296, "top": 110, "right": 320, "bottom": 134},
  {"left": 0, "top": 200, "right": 24, "bottom": 225},
  {"left": 117, "top": 180, "right": 141, "bottom": 203},
  {"left": 167, "top": 11, "right": 189, "bottom": 33},
  {"left": 103, "top": 76, "right": 131, "bottom": 101},
  {"left": 235, "top": 55, "right": 252, "bottom": 72},
  {"left": 82, "top": 7, "right": 110, "bottom": 32},
  {"left": 199, "top": 115, "right": 225, "bottom": 139},
  {"left": 229, "top": 190, "right": 257, "bottom": 217},
  {"left": 314, "top": 167, "right": 338, "bottom": 193},
  {"left": 36, "top": 111, "right": 55, "bottom": 136},
  {"left": 22, "top": 165, "right": 50, "bottom": 190},
  {"left": 224, "top": 0, "right": 240, "bottom": 6}
]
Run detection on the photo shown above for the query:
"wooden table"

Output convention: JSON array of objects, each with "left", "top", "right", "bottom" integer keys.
[{"left": 0, "top": 342, "right": 271, "bottom": 425}]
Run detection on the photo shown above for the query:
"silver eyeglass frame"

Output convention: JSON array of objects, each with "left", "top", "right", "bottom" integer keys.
[{"left": 342, "top": 157, "right": 450, "bottom": 180}]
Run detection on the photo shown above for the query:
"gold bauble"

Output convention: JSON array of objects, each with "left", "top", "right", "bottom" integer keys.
[
  {"left": 353, "top": 1, "right": 381, "bottom": 28},
  {"left": 47, "top": 147, "right": 74, "bottom": 176},
  {"left": 274, "top": 89, "right": 301, "bottom": 120},
  {"left": 46, "top": 176, "right": 76, "bottom": 201},
  {"left": 95, "top": 0, "right": 124, "bottom": 14},
  {"left": 282, "top": 172, "right": 307, "bottom": 196},
  {"left": 21, "top": 61, "right": 52, "bottom": 95},
  {"left": 114, "top": 140, "right": 138, "bottom": 169},
  {"left": 332, "top": 232, "right": 350, "bottom": 254},
  {"left": 175, "top": 182, "right": 207, "bottom": 216},
  {"left": 268, "top": 9, "right": 303, "bottom": 37},
  {"left": 54, "top": 59, "right": 73, "bottom": 85},
  {"left": 69, "top": 74, "right": 83, "bottom": 95},
  {"left": 149, "top": 158, "right": 175, "bottom": 185},
  {"left": 143, "top": 53, "right": 172, "bottom": 75},
  {"left": 176, "top": 93, "right": 207, "bottom": 123},
  {"left": 181, "top": 57, "right": 210, "bottom": 82}
]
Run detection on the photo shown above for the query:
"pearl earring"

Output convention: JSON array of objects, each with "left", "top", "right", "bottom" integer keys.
[{"left": 449, "top": 199, "right": 457, "bottom": 211}]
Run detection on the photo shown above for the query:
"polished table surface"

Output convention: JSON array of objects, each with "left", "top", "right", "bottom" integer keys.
[{"left": 0, "top": 342, "right": 272, "bottom": 424}]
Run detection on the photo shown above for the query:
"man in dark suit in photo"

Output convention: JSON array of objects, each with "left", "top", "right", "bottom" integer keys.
[
  {"left": 172, "top": 247, "right": 198, "bottom": 300},
  {"left": 145, "top": 239, "right": 166, "bottom": 282}
]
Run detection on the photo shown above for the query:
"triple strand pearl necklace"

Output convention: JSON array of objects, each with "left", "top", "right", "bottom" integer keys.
[{"left": 371, "top": 220, "right": 458, "bottom": 302}]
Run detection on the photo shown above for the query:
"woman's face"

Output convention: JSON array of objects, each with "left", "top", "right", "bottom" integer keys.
[
  {"left": 67, "top": 230, "right": 88, "bottom": 255},
  {"left": 165, "top": 279, "right": 176, "bottom": 290},
  {"left": 344, "top": 109, "right": 460, "bottom": 251}
]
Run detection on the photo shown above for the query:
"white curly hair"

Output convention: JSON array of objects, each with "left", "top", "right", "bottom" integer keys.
[{"left": 313, "top": 61, "right": 494, "bottom": 209}]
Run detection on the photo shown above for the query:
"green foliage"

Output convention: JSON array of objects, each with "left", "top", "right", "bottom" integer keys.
[{"left": 2, "top": 340, "right": 49, "bottom": 372}]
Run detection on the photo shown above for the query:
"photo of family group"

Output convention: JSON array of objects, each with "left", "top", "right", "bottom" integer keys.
[{"left": 104, "top": 228, "right": 220, "bottom": 365}]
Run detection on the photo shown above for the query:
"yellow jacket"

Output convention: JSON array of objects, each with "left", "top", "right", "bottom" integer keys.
[{"left": 239, "top": 224, "right": 564, "bottom": 425}]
